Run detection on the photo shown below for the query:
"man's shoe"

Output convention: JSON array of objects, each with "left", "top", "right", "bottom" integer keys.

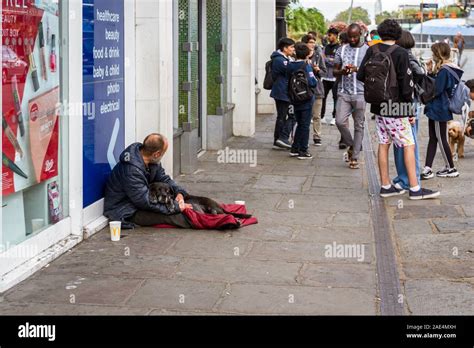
[
  {"left": 436, "top": 167, "right": 460, "bottom": 178},
  {"left": 321, "top": 117, "right": 328, "bottom": 124},
  {"left": 380, "top": 185, "right": 406, "bottom": 198},
  {"left": 409, "top": 188, "right": 441, "bottom": 200},
  {"left": 313, "top": 138, "right": 322, "bottom": 146},
  {"left": 339, "top": 142, "right": 347, "bottom": 150},
  {"left": 298, "top": 152, "right": 313, "bottom": 160},
  {"left": 289, "top": 150, "right": 299, "bottom": 157},
  {"left": 421, "top": 167, "right": 434, "bottom": 180},
  {"left": 275, "top": 139, "right": 292, "bottom": 149},
  {"left": 330, "top": 118, "right": 336, "bottom": 126}
]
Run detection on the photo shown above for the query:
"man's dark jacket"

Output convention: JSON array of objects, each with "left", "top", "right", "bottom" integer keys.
[{"left": 104, "top": 143, "right": 187, "bottom": 222}]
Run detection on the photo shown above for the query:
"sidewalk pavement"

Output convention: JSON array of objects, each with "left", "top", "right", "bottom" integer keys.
[
  {"left": 1, "top": 102, "right": 473, "bottom": 315},
  {"left": 368, "top": 112, "right": 474, "bottom": 315},
  {"left": 0, "top": 113, "right": 378, "bottom": 315}
]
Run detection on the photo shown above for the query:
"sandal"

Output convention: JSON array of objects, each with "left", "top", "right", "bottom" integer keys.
[{"left": 349, "top": 160, "right": 360, "bottom": 169}]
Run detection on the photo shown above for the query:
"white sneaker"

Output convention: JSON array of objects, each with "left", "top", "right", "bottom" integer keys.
[
  {"left": 321, "top": 117, "right": 328, "bottom": 125},
  {"left": 330, "top": 118, "right": 336, "bottom": 126}
]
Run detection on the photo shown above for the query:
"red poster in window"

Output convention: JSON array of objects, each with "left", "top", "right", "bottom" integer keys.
[{"left": 2, "top": 0, "right": 60, "bottom": 196}]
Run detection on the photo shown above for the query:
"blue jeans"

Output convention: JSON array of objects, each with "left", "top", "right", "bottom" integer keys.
[
  {"left": 291, "top": 107, "right": 313, "bottom": 154},
  {"left": 393, "top": 118, "right": 421, "bottom": 190}
]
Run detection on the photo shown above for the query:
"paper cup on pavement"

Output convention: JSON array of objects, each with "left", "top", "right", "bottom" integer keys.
[
  {"left": 234, "top": 200, "right": 246, "bottom": 205},
  {"left": 109, "top": 221, "right": 121, "bottom": 242}
]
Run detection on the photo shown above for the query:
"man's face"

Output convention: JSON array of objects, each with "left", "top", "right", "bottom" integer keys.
[
  {"left": 283, "top": 44, "right": 295, "bottom": 57},
  {"left": 328, "top": 33, "right": 337, "bottom": 43},
  {"left": 348, "top": 28, "right": 361, "bottom": 47},
  {"left": 470, "top": 91, "right": 474, "bottom": 100}
]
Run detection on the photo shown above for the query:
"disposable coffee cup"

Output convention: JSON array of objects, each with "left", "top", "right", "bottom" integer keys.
[
  {"left": 234, "top": 200, "right": 246, "bottom": 205},
  {"left": 31, "top": 219, "right": 45, "bottom": 233},
  {"left": 109, "top": 221, "right": 121, "bottom": 242}
]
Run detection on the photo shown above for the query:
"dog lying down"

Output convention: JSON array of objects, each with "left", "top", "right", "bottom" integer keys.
[{"left": 149, "top": 182, "right": 252, "bottom": 219}]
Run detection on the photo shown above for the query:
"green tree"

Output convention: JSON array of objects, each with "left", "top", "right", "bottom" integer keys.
[
  {"left": 333, "top": 6, "right": 370, "bottom": 25},
  {"left": 286, "top": 6, "right": 327, "bottom": 40}
]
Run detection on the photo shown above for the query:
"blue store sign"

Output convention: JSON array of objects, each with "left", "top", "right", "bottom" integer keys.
[{"left": 83, "top": 0, "right": 124, "bottom": 208}]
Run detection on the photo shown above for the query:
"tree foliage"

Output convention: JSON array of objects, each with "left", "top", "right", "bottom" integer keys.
[
  {"left": 333, "top": 6, "right": 370, "bottom": 25},
  {"left": 286, "top": 5, "right": 327, "bottom": 40}
]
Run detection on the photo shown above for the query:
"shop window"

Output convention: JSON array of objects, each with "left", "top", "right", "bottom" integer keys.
[{"left": 2, "top": 0, "right": 68, "bottom": 248}]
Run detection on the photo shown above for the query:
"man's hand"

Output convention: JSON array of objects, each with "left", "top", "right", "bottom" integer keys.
[{"left": 175, "top": 193, "right": 185, "bottom": 210}]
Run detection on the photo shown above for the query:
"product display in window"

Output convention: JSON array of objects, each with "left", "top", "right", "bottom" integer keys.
[
  {"left": 2, "top": 0, "right": 65, "bottom": 245},
  {"left": 2, "top": 0, "right": 60, "bottom": 196}
]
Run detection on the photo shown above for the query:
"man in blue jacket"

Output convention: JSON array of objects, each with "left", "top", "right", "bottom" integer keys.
[
  {"left": 270, "top": 38, "right": 295, "bottom": 150},
  {"left": 104, "top": 134, "right": 193, "bottom": 228}
]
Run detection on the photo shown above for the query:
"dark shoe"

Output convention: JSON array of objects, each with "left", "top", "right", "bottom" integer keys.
[
  {"left": 313, "top": 138, "right": 322, "bottom": 146},
  {"left": 275, "top": 139, "right": 292, "bottom": 149},
  {"left": 298, "top": 152, "right": 313, "bottom": 160},
  {"left": 339, "top": 142, "right": 347, "bottom": 150},
  {"left": 436, "top": 167, "right": 460, "bottom": 178},
  {"left": 409, "top": 188, "right": 441, "bottom": 200},
  {"left": 380, "top": 185, "right": 406, "bottom": 198}
]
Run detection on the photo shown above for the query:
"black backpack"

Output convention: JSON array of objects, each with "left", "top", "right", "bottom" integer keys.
[
  {"left": 363, "top": 44, "right": 399, "bottom": 104},
  {"left": 415, "top": 74, "right": 436, "bottom": 105},
  {"left": 263, "top": 59, "right": 274, "bottom": 90},
  {"left": 288, "top": 64, "right": 314, "bottom": 105}
]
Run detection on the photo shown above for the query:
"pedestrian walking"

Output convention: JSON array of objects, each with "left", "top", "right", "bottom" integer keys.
[
  {"left": 270, "top": 38, "right": 296, "bottom": 150},
  {"left": 392, "top": 30, "right": 424, "bottom": 190},
  {"left": 357, "top": 19, "right": 440, "bottom": 200},
  {"left": 320, "top": 28, "right": 340, "bottom": 127},
  {"left": 334, "top": 23, "right": 369, "bottom": 169},
  {"left": 421, "top": 42, "right": 463, "bottom": 180},
  {"left": 302, "top": 33, "right": 327, "bottom": 146},
  {"left": 453, "top": 32, "right": 465, "bottom": 65},
  {"left": 287, "top": 42, "right": 318, "bottom": 160}
]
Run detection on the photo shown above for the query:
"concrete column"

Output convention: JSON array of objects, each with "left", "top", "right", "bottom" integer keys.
[
  {"left": 256, "top": 0, "right": 276, "bottom": 115},
  {"left": 230, "top": 0, "right": 256, "bottom": 137},
  {"left": 135, "top": 0, "right": 174, "bottom": 173}
]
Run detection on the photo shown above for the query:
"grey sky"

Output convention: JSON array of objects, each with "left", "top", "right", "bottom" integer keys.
[{"left": 299, "top": 0, "right": 457, "bottom": 24}]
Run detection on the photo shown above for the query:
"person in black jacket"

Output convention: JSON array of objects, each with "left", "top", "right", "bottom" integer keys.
[
  {"left": 104, "top": 134, "right": 193, "bottom": 228},
  {"left": 357, "top": 19, "right": 439, "bottom": 201}
]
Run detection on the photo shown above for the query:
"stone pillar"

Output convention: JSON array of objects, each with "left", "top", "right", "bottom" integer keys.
[
  {"left": 135, "top": 0, "right": 174, "bottom": 173},
  {"left": 256, "top": 0, "right": 276, "bottom": 115},
  {"left": 230, "top": 0, "right": 256, "bottom": 136}
]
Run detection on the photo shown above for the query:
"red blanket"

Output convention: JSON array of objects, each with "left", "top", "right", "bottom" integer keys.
[{"left": 154, "top": 204, "right": 258, "bottom": 230}]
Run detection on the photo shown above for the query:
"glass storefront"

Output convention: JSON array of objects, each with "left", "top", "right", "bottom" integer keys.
[{"left": 1, "top": 0, "right": 68, "bottom": 250}]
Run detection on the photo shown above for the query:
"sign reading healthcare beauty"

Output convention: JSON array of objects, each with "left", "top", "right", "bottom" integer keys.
[
  {"left": 2, "top": 0, "right": 60, "bottom": 196},
  {"left": 83, "top": 0, "right": 125, "bottom": 208}
]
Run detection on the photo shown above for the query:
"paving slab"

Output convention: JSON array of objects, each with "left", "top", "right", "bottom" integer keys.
[
  {"left": 217, "top": 284, "right": 376, "bottom": 315},
  {"left": 125, "top": 279, "right": 226, "bottom": 311},
  {"left": 404, "top": 279, "right": 474, "bottom": 315}
]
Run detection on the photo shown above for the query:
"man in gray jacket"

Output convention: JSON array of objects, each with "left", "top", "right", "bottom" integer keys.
[{"left": 302, "top": 33, "right": 327, "bottom": 146}]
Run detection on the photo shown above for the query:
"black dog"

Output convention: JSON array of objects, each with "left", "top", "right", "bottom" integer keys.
[{"left": 149, "top": 182, "right": 252, "bottom": 219}]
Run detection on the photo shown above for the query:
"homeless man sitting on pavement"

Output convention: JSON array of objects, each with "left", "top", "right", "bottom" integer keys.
[{"left": 103, "top": 133, "right": 194, "bottom": 229}]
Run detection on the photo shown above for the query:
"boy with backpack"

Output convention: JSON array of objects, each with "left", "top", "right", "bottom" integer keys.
[
  {"left": 357, "top": 19, "right": 440, "bottom": 200},
  {"left": 267, "top": 38, "right": 296, "bottom": 150},
  {"left": 421, "top": 42, "right": 470, "bottom": 179},
  {"left": 287, "top": 42, "right": 318, "bottom": 160}
]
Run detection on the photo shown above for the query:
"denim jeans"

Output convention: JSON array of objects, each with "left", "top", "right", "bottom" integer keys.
[
  {"left": 392, "top": 105, "right": 421, "bottom": 189},
  {"left": 291, "top": 106, "right": 313, "bottom": 154}
]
